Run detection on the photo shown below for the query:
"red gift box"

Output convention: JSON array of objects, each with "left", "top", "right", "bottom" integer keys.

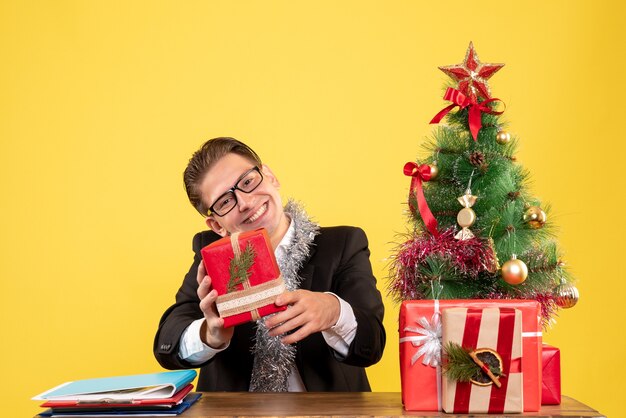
[
  {"left": 441, "top": 307, "right": 523, "bottom": 414},
  {"left": 541, "top": 344, "right": 561, "bottom": 405},
  {"left": 399, "top": 299, "right": 542, "bottom": 412},
  {"left": 201, "top": 228, "right": 286, "bottom": 328}
]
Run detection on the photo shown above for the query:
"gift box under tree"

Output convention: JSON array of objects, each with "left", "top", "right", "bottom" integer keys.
[
  {"left": 201, "top": 228, "right": 286, "bottom": 328},
  {"left": 399, "top": 299, "right": 541, "bottom": 411},
  {"left": 441, "top": 307, "right": 523, "bottom": 414},
  {"left": 541, "top": 344, "right": 561, "bottom": 405}
]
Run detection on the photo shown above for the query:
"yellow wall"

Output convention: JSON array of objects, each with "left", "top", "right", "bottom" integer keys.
[{"left": 1, "top": 1, "right": 623, "bottom": 416}]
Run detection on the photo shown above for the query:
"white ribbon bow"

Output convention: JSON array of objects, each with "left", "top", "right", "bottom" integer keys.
[{"left": 400, "top": 313, "right": 442, "bottom": 367}]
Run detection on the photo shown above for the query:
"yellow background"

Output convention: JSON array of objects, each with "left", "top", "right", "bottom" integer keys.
[{"left": 1, "top": 1, "right": 624, "bottom": 416}]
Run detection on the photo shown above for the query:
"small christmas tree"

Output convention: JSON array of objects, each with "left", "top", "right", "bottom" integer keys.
[{"left": 389, "top": 43, "right": 579, "bottom": 326}]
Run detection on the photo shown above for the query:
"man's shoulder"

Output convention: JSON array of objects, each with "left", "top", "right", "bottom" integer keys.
[
  {"left": 311, "top": 226, "right": 370, "bottom": 264},
  {"left": 192, "top": 230, "right": 222, "bottom": 251},
  {"left": 316, "top": 225, "right": 368, "bottom": 243},
  {"left": 318, "top": 225, "right": 365, "bottom": 235}
]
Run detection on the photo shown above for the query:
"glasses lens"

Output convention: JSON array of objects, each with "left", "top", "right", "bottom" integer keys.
[
  {"left": 209, "top": 167, "right": 263, "bottom": 216},
  {"left": 213, "top": 192, "right": 236, "bottom": 216},
  {"left": 237, "top": 168, "right": 263, "bottom": 192}
]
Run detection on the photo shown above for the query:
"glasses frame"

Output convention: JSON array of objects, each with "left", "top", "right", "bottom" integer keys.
[{"left": 208, "top": 166, "right": 264, "bottom": 217}]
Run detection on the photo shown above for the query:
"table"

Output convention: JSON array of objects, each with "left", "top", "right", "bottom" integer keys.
[{"left": 181, "top": 392, "right": 604, "bottom": 417}]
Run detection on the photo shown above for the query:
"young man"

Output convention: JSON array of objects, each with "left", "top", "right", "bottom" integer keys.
[{"left": 154, "top": 137, "right": 385, "bottom": 391}]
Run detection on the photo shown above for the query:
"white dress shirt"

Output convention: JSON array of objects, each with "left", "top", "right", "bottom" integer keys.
[{"left": 178, "top": 218, "right": 358, "bottom": 391}]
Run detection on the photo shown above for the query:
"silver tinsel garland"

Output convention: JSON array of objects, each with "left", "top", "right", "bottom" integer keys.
[{"left": 248, "top": 200, "right": 319, "bottom": 391}]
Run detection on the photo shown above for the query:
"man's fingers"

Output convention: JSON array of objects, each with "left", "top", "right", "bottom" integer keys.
[
  {"left": 199, "top": 289, "right": 219, "bottom": 317},
  {"left": 268, "top": 312, "right": 307, "bottom": 337},
  {"left": 195, "top": 264, "right": 234, "bottom": 350},
  {"left": 197, "top": 276, "right": 213, "bottom": 299},
  {"left": 274, "top": 290, "right": 301, "bottom": 306},
  {"left": 265, "top": 304, "right": 304, "bottom": 328},
  {"left": 196, "top": 262, "right": 207, "bottom": 284},
  {"left": 281, "top": 324, "right": 313, "bottom": 345}
]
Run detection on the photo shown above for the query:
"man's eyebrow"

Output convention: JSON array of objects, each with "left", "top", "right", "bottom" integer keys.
[
  {"left": 234, "top": 166, "right": 256, "bottom": 183},
  {"left": 219, "top": 166, "right": 256, "bottom": 195}
]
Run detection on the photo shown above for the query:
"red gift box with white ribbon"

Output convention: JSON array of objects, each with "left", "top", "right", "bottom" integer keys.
[
  {"left": 399, "top": 299, "right": 542, "bottom": 412},
  {"left": 201, "top": 228, "right": 286, "bottom": 328}
]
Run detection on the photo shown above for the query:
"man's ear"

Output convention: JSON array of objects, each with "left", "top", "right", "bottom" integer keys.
[
  {"left": 205, "top": 216, "right": 228, "bottom": 237},
  {"left": 261, "top": 164, "right": 280, "bottom": 188}
]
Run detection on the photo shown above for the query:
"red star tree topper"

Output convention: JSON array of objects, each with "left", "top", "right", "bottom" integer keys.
[{"left": 438, "top": 42, "right": 504, "bottom": 100}]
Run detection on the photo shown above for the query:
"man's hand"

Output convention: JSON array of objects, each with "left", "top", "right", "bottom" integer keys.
[
  {"left": 196, "top": 262, "right": 234, "bottom": 349},
  {"left": 265, "top": 290, "right": 340, "bottom": 345}
]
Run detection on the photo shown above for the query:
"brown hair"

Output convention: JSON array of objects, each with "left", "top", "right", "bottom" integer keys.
[{"left": 184, "top": 137, "right": 262, "bottom": 215}]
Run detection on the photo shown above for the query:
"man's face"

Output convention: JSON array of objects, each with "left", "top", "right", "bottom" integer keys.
[{"left": 202, "top": 153, "right": 287, "bottom": 242}]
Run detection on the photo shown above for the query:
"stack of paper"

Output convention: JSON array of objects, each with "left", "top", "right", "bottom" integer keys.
[{"left": 32, "top": 370, "right": 200, "bottom": 417}]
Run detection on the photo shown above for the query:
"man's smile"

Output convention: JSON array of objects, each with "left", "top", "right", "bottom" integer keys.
[{"left": 244, "top": 202, "right": 268, "bottom": 224}]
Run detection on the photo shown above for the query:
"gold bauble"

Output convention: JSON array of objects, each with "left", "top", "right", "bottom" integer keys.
[
  {"left": 429, "top": 162, "right": 439, "bottom": 180},
  {"left": 457, "top": 207, "right": 476, "bottom": 228},
  {"left": 501, "top": 255, "right": 528, "bottom": 285},
  {"left": 523, "top": 206, "right": 547, "bottom": 229},
  {"left": 554, "top": 281, "right": 579, "bottom": 309},
  {"left": 496, "top": 130, "right": 511, "bottom": 144}
]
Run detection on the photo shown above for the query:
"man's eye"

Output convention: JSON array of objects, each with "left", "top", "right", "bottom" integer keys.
[{"left": 218, "top": 197, "right": 232, "bottom": 209}]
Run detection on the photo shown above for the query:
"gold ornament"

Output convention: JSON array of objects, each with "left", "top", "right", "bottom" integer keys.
[
  {"left": 554, "top": 279, "right": 579, "bottom": 309},
  {"left": 501, "top": 254, "right": 528, "bottom": 285},
  {"left": 455, "top": 189, "right": 477, "bottom": 240},
  {"left": 496, "top": 130, "right": 511, "bottom": 144},
  {"left": 429, "top": 161, "right": 439, "bottom": 180},
  {"left": 457, "top": 208, "right": 476, "bottom": 228},
  {"left": 523, "top": 206, "right": 547, "bottom": 229}
]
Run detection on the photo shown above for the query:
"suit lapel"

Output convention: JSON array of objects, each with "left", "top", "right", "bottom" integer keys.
[
  {"left": 298, "top": 263, "right": 315, "bottom": 291},
  {"left": 296, "top": 237, "right": 317, "bottom": 290}
]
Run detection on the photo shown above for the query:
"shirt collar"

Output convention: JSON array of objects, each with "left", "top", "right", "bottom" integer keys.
[{"left": 275, "top": 215, "right": 295, "bottom": 260}]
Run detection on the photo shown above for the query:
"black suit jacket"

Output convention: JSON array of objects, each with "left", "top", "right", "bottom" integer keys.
[{"left": 154, "top": 226, "right": 385, "bottom": 391}]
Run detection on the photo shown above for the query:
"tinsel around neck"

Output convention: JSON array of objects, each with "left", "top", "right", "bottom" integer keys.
[
  {"left": 248, "top": 198, "right": 319, "bottom": 392},
  {"left": 280, "top": 199, "right": 320, "bottom": 286}
]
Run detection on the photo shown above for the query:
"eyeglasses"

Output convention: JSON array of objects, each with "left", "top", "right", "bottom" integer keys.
[{"left": 208, "top": 166, "right": 264, "bottom": 217}]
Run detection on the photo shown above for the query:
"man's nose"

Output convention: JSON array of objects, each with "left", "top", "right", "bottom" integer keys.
[{"left": 235, "top": 189, "right": 254, "bottom": 211}]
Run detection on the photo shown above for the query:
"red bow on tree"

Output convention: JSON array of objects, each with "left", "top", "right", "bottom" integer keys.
[
  {"left": 430, "top": 87, "right": 504, "bottom": 141},
  {"left": 404, "top": 162, "right": 439, "bottom": 237}
]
